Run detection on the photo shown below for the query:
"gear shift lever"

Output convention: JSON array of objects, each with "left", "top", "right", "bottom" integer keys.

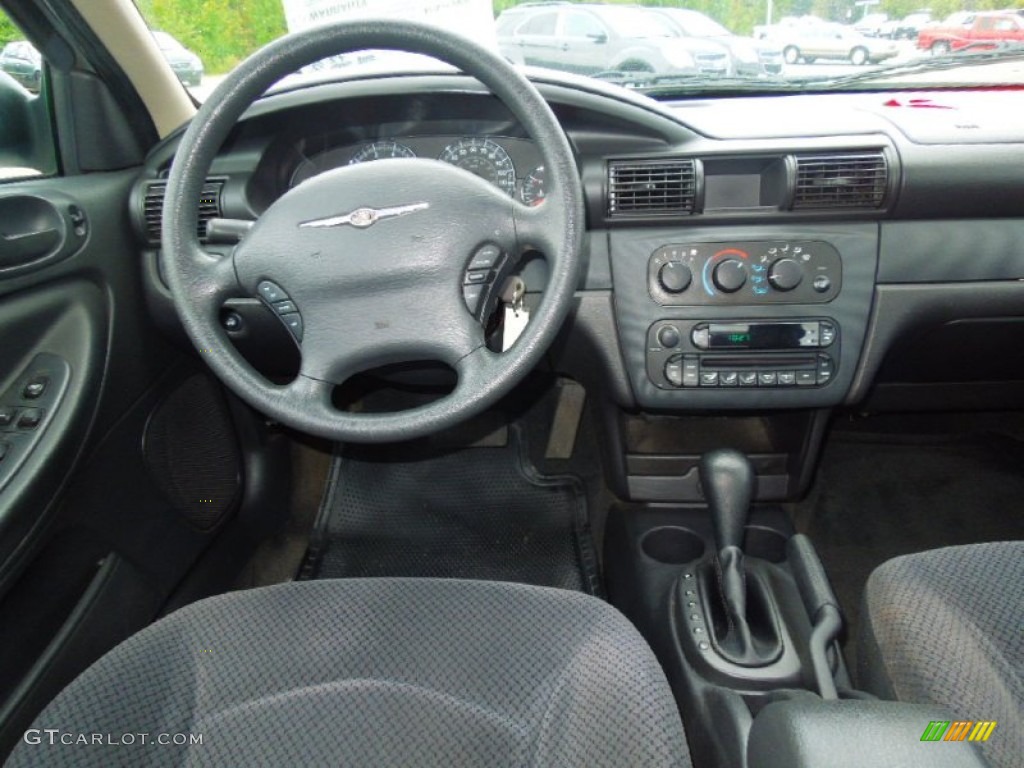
[
  {"left": 700, "top": 449, "right": 754, "bottom": 553},
  {"left": 699, "top": 449, "right": 767, "bottom": 665}
]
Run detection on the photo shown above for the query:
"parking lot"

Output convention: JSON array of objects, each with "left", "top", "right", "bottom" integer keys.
[{"left": 187, "top": 39, "right": 1024, "bottom": 101}]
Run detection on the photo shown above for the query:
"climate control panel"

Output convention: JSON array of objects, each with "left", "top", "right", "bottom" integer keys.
[{"left": 648, "top": 240, "right": 842, "bottom": 306}]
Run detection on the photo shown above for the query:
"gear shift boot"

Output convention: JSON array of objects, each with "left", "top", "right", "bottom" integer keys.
[
  {"left": 698, "top": 449, "right": 783, "bottom": 668},
  {"left": 701, "top": 551, "right": 783, "bottom": 667}
]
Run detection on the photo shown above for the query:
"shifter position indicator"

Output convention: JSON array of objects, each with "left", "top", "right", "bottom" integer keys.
[{"left": 648, "top": 240, "right": 842, "bottom": 306}]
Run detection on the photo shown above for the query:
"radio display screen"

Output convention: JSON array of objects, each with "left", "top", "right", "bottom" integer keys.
[{"left": 709, "top": 322, "right": 811, "bottom": 349}]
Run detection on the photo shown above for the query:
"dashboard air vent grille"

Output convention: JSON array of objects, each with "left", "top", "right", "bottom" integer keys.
[
  {"left": 143, "top": 180, "right": 224, "bottom": 242},
  {"left": 792, "top": 152, "right": 888, "bottom": 210},
  {"left": 608, "top": 159, "right": 696, "bottom": 216}
]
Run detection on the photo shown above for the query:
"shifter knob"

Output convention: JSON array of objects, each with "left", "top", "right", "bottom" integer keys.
[{"left": 699, "top": 449, "right": 754, "bottom": 552}]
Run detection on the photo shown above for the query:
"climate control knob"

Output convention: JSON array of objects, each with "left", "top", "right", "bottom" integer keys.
[
  {"left": 768, "top": 258, "right": 803, "bottom": 291},
  {"left": 713, "top": 259, "right": 747, "bottom": 293},
  {"left": 658, "top": 262, "right": 692, "bottom": 294}
]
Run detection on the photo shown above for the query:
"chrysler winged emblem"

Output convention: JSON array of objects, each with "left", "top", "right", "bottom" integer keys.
[{"left": 298, "top": 202, "right": 429, "bottom": 230}]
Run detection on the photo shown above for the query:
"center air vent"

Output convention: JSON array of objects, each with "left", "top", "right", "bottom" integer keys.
[
  {"left": 792, "top": 152, "right": 888, "bottom": 210},
  {"left": 608, "top": 159, "right": 696, "bottom": 217},
  {"left": 143, "top": 179, "right": 224, "bottom": 242}
]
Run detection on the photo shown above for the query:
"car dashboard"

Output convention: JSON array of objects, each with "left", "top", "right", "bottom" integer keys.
[{"left": 133, "top": 72, "right": 1024, "bottom": 451}]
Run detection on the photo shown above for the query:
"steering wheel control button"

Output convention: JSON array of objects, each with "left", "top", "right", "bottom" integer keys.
[
  {"left": 22, "top": 377, "right": 48, "bottom": 399},
  {"left": 463, "top": 284, "right": 485, "bottom": 314},
  {"left": 465, "top": 270, "right": 490, "bottom": 285},
  {"left": 657, "top": 325, "right": 681, "bottom": 349},
  {"left": 257, "top": 280, "right": 289, "bottom": 304},
  {"left": 17, "top": 408, "right": 43, "bottom": 430},
  {"left": 0, "top": 406, "right": 13, "bottom": 428},
  {"left": 280, "top": 313, "right": 303, "bottom": 342},
  {"left": 469, "top": 244, "right": 502, "bottom": 271},
  {"left": 272, "top": 300, "right": 297, "bottom": 315},
  {"left": 222, "top": 311, "right": 243, "bottom": 332},
  {"left": 768, "top": 258, "right": 803, "bottom": 291},
  {"left": 713, "top": 260, "right": 746, "bottom": 293},
  {"left": 658, "top": 262, "right": 692, "bottom": 294},
  {"left": 812, "top": 275, "right": 832, "bottom": 293}
]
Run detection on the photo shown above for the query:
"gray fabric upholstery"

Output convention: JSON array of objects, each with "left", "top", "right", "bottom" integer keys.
[
  {"left": 9, "top": 579, "right": 691, "bottom": 767},
  {"left": 859, "top": 542, "right": 1024, "bottom": 768}
]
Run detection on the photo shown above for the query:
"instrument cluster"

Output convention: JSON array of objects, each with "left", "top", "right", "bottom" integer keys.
[{"left": 290, "top": 135, "right": 547, "bottom": 206}]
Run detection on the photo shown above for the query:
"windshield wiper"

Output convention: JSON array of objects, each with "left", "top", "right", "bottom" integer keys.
[
  {"left": 794, "top": 42, "right": 1024, "bottom": 89},
  {"left": 613, "top": 72, "right": 792, "bottom": 96}
]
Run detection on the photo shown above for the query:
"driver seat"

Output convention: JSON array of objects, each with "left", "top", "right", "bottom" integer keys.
[{"left": 8, "top": 579, "right": 691, "bottom": 766}]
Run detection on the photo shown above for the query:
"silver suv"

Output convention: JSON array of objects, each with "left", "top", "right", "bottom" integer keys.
[{"left": 496, "top": 2, "right": 729, "bottom": 82}]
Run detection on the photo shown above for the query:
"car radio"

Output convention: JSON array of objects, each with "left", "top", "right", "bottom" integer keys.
[{"left": 646, "top": 319, "right": 839, "bottom": 390}]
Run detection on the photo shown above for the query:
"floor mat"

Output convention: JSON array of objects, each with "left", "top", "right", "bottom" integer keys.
[
  {"left": 302, "top": 427, "right": 601, "bottom": 595},
  {"left": 796, "top": 427, "right": 1024, "bottom": 668}
]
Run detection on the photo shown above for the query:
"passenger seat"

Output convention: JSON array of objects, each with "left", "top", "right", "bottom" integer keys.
[{"left": 858, "top": 542, "right": 1023, "bottom": 768}]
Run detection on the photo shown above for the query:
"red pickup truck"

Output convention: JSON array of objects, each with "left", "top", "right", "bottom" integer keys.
[{"left": 918, "top": 11, "right": 1024, "bottom": 54}]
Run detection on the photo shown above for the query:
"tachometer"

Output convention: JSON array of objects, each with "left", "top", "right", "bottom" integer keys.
[
  {"left": 438, "top": 138, "right": 516, "bottom": 197},
  {"left": 519, "top": 165, "right": 547, "bottom": 206},
  {"left": 349, "top": 140, "right": 416, "bottom": 164}
]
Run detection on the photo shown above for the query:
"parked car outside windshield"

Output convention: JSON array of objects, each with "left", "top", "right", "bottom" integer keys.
[
  {"left": 648, "top": 7, "right": 783, "bottom": 77},
  {"left": 131, "top": 0, "right": 1024, "bottom": 101},
  {"left": 0, "top": 40, "right": 41, "bottom": 91}
]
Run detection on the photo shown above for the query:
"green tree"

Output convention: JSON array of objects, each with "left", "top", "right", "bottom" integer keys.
[{"left": 139, "top": 0, "right": 286, "bottom": 74}]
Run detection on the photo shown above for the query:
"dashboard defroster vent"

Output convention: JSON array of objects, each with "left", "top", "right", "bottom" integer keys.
[
  {"left": 792, "top": 152, "right": 888, "bottom": 210},
  {"left": 143, "top": 179, "right": 224, "bottom": 242},
  {"left": 608, "top": 159, "right": 696, "bottom": 217}
]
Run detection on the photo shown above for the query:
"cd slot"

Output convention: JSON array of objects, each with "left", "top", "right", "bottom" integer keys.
[{"left": 702, "top": 355, "right": 817, "bottom": 370}]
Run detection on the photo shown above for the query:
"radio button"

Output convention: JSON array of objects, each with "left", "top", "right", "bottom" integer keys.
[
  {"left": 820, "top": 321, "right": 837, "bottom": 346},
  {"left": 700, "top": 372, "right": 719, "bottom": 387},
  {"left": 691, "top": 326, "right": 710, "bottom": 349},
  {"left": 738, "top": 371, "right": 758, "bottom": 387},
  {"left": 658, "top": 262, "right": 692, "bottom": 294},
  {"left": 682, "top": 356, "right": 700, "bottom": 387},
  {"left": 713, "top": 260, "right": 747, "bottom": 293},
  {"left": 658, "top": 325, "right": 681, "bottom": 348},
  {"left": 758, "top": 372, "right": 778, "bottom": 387},
  {"left": 664, "top": 358, "right": 684, "bottom": 387},
  {"left": 719, "top": 371, "right": 739, "bottom": 387},
  {"left": 778, "top": 372, "right": 796, "bottom": 386},
  {"left": 796, "top": 370, "right": 817, "bottom": 386}
]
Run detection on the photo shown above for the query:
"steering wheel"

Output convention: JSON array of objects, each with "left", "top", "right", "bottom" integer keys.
[{"left": 162, "top": 20, "right": 583, "bottom": 443}]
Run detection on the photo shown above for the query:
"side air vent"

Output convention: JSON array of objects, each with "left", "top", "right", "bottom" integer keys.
[
  {"left": 143, "top": 179, "right": 224, "bottom": 242},
  {"left": 608, "top": 159, "right": 696, "bottom": 216},
  {"left": 792, "top": 152, "right": 888, "bottom": 210}
]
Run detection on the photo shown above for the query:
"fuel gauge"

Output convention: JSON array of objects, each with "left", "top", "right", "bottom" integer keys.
[{"left": 519, "top": 165, "right": 547, "bottom": 206}]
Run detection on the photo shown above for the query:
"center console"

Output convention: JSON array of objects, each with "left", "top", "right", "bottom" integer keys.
[{"left": 608, "top": 224, "right": 878, "bottom": 410}]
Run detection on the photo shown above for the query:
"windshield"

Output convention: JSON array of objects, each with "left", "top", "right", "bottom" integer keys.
[{"left": 133, "top": 0, "right": 1024, "bottom": 101}]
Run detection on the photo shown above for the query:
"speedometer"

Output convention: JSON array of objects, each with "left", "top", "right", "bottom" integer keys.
[
  {"left": 438, "top": 138, "right": 516, "bottom": 197},
  {"left": 349, "top": 140, "right": 416, "bottom": 164}
]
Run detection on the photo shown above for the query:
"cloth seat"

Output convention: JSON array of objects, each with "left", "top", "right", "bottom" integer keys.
[
  {"left": 859, "top": 542, "right": 1023, "bottom": 768},
  {"left": 9, "top": 578, "right": 691, "bottom": 767}
]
